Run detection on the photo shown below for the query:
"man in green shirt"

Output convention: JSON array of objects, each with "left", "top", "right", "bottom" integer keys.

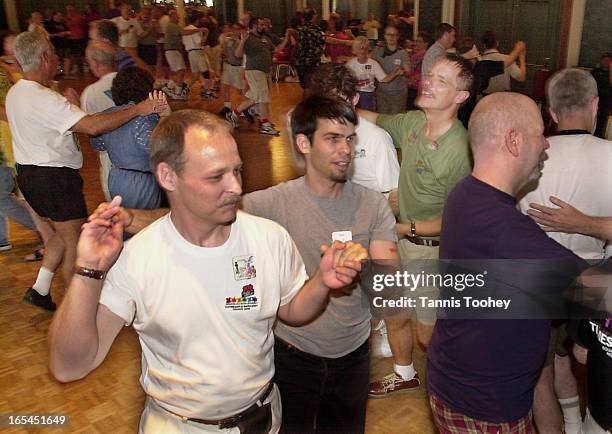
[{"left": 360, "top": 53, "right": 473, "bottom": 398}]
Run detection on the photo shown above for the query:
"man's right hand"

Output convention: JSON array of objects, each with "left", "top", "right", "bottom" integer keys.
[
  {"left": 78, "top": 196, "right": 125, "bottom": 271},
  {"left": 136, "top": 90, "right": 168, "bottom": 116}
]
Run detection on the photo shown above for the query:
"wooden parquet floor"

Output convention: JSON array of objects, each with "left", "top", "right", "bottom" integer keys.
[{"left": 0, "top": 74, "right": 435, "bottom": 433}]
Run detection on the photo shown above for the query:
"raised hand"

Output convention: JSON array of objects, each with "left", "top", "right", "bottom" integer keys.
[
  {"left": 137, "top": 90, "right": 168, "bottom": 116},
  {"left": 77, "top": 196, "right": 125, "bottom": 271}
]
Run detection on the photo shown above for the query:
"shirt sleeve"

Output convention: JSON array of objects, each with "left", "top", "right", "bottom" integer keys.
[
  {"left": 372, "top": 59, "right": 387, "bottom": 82},
  {"left": 372, "top": 129, "right": 400, "bottom": 193},
  {"left": 134, "top": 114, "right": 159, "bottom": 151},
  {"left": 99, "top": 249, "right": 138, "bottom": 325},
  {"left": 277, "top": 227, "right": 308, "bottom": 306},
  {"left": 509, "top": 62, "right": 521, "bottom": 80},
  {"left": 369, "top": 191, "right": 398, "bottom": 242},
  {"left": 38, "top": 88, "right": 87, "bottom": 135},
  {"left": 377, "top": 112, "right": 413, "bottom": 149},
  {"left": 90, "top": 134, "right": 106, "bottom": 151}
]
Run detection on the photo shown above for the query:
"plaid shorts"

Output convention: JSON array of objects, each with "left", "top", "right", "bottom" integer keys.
[{"left": 429, "top": 394, "right": 534, "bottom": 434}]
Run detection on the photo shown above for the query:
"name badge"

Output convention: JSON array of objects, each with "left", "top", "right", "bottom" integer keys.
[
  {"left": 332, "top": 231, "right": 353, "bottom": 243},
  {"left": 394, "top": 59, "right": 401, "bottom": 66},
  {"left": 365, "top": 64, "right": 372, "bottom": 70}
]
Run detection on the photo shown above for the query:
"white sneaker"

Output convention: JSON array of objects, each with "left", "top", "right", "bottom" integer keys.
[
  {"left": 373, "top": 321, "right": 393, "bottom": 358},
  {"left": 259, "top": 123, "right": 280, "bottom": 136},
  {"left": 225, "top": 110, "right": 239, "bottom": 128}
]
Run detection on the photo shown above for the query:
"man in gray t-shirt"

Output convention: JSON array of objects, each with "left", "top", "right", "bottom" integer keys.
[
  {"left": 242, "top": 96, "right": 398, "bottom": 434},
  {"left": 371, "top": 25, "right": 410, "bottom": 114},
  {"left": 422, "top": 22, "right": 455, "bottom": 78}
]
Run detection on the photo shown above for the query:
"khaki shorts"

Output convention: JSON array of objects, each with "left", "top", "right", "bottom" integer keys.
[
  {"left": 204, "top": 44, "right": 222, "bottom": 74},
  {"left": 222, "top": 63, "right": 244, "bottom": 90},
  {"left": 165, "top": 50, "right": 185, "bottom": 72},
  {"left": 187, "top": 50, "right": 208, "bottom": 73},
  {"left": 245, "top": 70, "right": 270, "bottom": 104},
  {"left": 398, "top": 238, "right": 440, "bottom": 325}
]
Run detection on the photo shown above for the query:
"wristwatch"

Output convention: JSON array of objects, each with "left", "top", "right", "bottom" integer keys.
[
  {"left": 409, "top": 220, "right": 417, "bottom": 237},
  {"left": 74, "top": 266, "right": 106, "bottom": 280}
]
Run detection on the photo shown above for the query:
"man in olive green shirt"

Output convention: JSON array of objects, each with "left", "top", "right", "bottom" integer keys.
[{"left": 360, "top": 54, "right": 473, "bottom": 398}]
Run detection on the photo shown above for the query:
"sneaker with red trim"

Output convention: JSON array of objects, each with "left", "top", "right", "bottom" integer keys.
[{"left": 368, "top": 372, "right": 420, "bottom": 398}]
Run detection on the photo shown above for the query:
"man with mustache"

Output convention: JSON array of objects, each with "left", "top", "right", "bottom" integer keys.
[
  {"left": 242, "top": 95, "right": 398, "bottom": 434},
  {"left": 359, "top": 53, "right": 473, "bottom": 398},
  {"left": 48, "top": 109, "right": 367, "bottom": 433}
]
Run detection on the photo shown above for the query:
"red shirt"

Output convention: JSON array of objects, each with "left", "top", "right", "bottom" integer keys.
[{"left": 65, "top": 13, "right": 86, "bottom": 39}]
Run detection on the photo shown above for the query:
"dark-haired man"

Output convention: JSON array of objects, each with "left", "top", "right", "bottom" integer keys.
[
  {"left": 421, "top": 22, "right": 455, "bottom": 77},
  {"left": 480, "top": 30, "right": 527, "bottom": 94},
  {"left": 360, "top": 54, "right": 473, "bottom": 398},
  {"left": 294, "top": 9, "right": 325, "bottom": 91},
  {"left": 243, "top": 95, "right": 398, "bottom": 433},
  {"left": 234, "top": 17, "right": 291, "bottom": 135},
  {"left": 308, "top": 63, "right": 400, "bottom": 196},
  {"left": 48, "top": 109, "right": 367, "bottom": 433}
]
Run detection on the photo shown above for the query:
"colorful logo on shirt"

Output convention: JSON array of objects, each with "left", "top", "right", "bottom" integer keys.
[
  {"left": 233, "top": 255, "right": 256, "bottom": 280},
  {"left": 415, "top": 159, "right": 426, "bottom": 175},
  {"left": 225, "top": 284, "right": 259, "bottom": 310},
  {"left": 354, "top": 148, "right": 366, "bottom": 159},
  {"left": 428, "top": 141, "right": 440, "bottom": 151}
]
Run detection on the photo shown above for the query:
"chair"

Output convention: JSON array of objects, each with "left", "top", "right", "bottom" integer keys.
[{"left": 272, "top": 47, "right": 297, "bottom": 82}]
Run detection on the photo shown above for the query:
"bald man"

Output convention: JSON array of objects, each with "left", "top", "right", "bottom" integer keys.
[
  {"left": 427, "top": 93, "right": 585, "bottom": 432},
  {"left": 81, "top": 40, "right": 118, "bottom": 201}
]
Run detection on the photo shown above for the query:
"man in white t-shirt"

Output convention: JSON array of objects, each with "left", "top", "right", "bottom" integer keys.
[
  {"left": 182, "top": 12, "right": 215, "bottom": 99},
  {"left": 81, "top": 40, "right": 117, "bottom": 202},
  {"left": 480, "top": 30, "right": 526, "bottom": 94},
  {"left": 7, "top": 30, "right": 166, "bottom": 312},
  {"left": 48, "top": 109, "right": 367, "bottom": 433},
  {"left": 518, "top": 68, "right": 612, "bottom": 434},
  {"left": 112, "top": 4, "right": 145, "bottom": 66}
]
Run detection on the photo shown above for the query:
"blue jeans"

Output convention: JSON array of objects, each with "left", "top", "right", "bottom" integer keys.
[
  {"left": 274, "top": 338, "right": 370, "bottom": 434},
  {"left": 0, "top": 164, "right": 37, "bottom": 245}
]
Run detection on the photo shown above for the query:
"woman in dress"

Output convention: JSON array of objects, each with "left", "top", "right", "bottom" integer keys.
[{"left": 91, "top": 67, "right": 163, "bottom": 209}]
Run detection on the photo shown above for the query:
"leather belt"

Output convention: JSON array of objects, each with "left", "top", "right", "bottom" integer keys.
[
  {"left": 406, "top": 236, "right": 440, "bottom": 247},
  {"left": 187, "top": 48, "right": 203, "bottom": 51},
  {"left": 168, "top": 382, "right": 274, "bottom": 428}
]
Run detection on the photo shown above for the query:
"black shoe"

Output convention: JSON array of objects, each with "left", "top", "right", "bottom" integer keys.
[
  {"left": 243, "top": 110, "right": 255, "bottom": 124},
  {"left": 23, "top": 287, "right": 56, "bottom": 312}
]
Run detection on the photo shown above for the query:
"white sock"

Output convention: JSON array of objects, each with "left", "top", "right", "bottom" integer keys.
[
  {"left": 394, "top": 363, "right": 416, "bottom": 380},
  {"left": 224, "top": 101, "right": 232, "bottom": 108},
  {"left": 559, "top": 396, "right": 581, "bottom": 434},
  {"left": 32, "top": 267, "right": 54, "bottom": 296}
]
